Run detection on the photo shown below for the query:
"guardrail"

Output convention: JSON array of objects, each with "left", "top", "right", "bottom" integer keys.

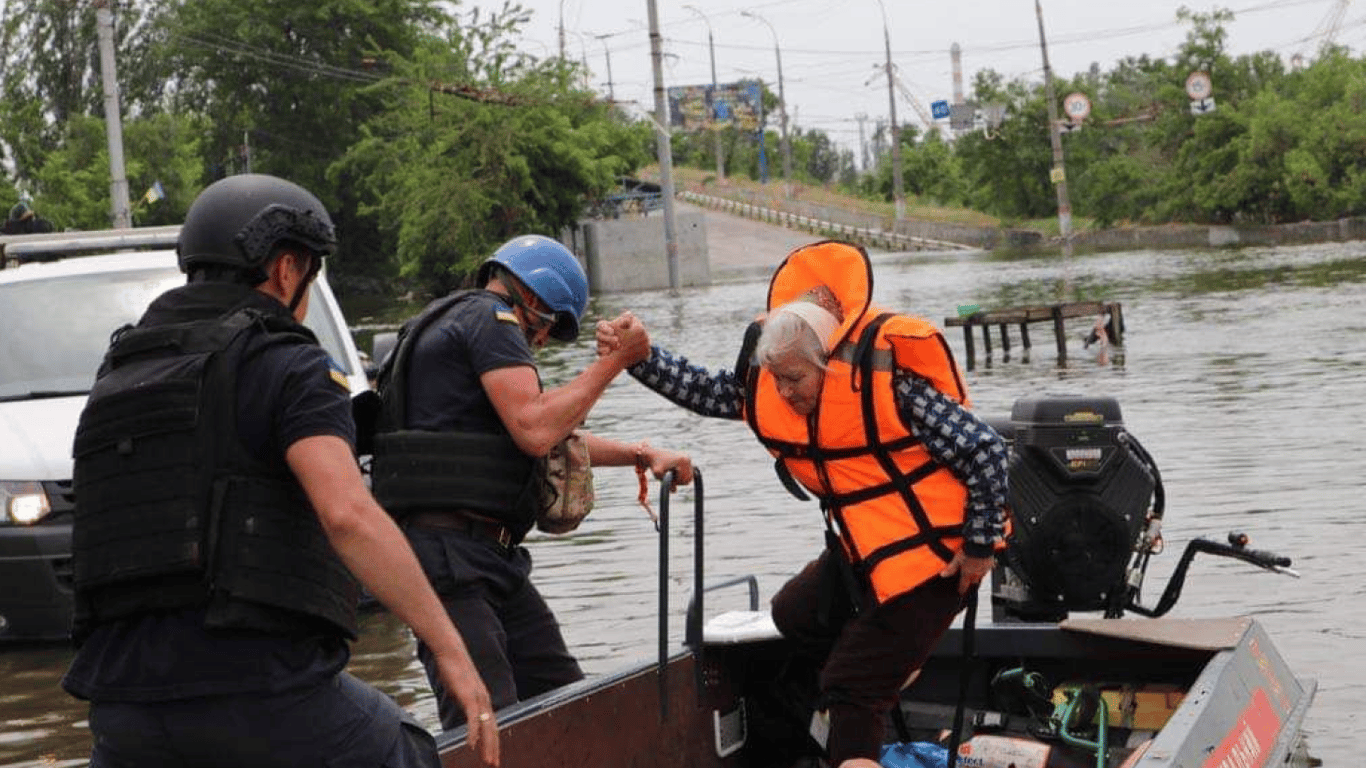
[{"left": 679, "top": 190, "right": 976, "bottom": 252}]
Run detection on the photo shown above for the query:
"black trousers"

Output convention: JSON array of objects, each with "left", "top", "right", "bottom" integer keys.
[
  {"left": 770, "top": 548, "right": 967, "bottom": 764},
  {"left": 406, "top": 525, "right": 584, "bottom": 731},
  {"left": 87, "top": 672, "right": 437, "bottom": 768}
]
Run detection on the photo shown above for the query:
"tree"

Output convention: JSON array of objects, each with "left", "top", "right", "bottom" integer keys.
[
  {"left": 335, "top": 15, "right": 650, "bottom": 292},
  {"left": 0, "top": 0, "right": 168, "bottom": 195},
  {"left": 953, "top": 72, "right": 1055, "bottom": 220},
  {"left": 152, "top": 0, "right": 446, "bottom": 275},
  {"left": 27, "top": 111, "right": 207, "bottom": 230}
]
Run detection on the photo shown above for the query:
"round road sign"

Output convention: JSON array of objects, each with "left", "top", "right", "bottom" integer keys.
[
  {"left": 1062, "top": 92, "right": 1091, "bottom": 122},
  {"left": 1185, "top": 71, "right": 1213, "bottom": 100}
]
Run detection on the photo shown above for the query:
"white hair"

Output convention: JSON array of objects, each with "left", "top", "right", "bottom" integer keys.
[{"left": 755, "top": 301, "right": 838, "bottom": 369}]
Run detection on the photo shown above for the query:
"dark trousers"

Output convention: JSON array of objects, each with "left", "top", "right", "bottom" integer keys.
[
  {"left": 770, "top": 549, "right": 966, "bottom": 764},
  {"left": 406, "top": 525, "right": 584, "bottom": 731},
  {"left": 87, "top": 672, "right": 438, "bottom": 768}
]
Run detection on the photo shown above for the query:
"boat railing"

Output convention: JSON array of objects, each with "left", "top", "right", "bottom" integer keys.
[
  {"left": 655, "top": 467, "right": 766, "bottom": 722},
  {"left": 656, "top": 467, "right": 703, "bottom": 720}
]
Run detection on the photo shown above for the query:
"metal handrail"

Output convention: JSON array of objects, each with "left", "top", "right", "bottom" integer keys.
[{"left": 656, "top": 468, "right": 704, "bottom": 720}]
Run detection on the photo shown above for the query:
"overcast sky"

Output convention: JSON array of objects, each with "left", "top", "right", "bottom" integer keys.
[{"left": 459, "top": 0, "right": 1360, "bottom": 156}]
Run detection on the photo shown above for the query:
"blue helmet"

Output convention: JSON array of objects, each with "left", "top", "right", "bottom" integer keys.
[{"left": 478, "top": 235, "right": 588, "bottom": 342}]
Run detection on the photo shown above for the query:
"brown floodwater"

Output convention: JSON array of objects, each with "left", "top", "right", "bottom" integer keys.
[{"left": 3, "top": 241, "right": 1363, "bottom": 766}]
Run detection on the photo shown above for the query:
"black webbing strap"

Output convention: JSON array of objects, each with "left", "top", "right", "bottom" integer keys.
[
  {"left": 854, "top": 314, "right": 955, "bottom": 564},
  {"left": 945, "top": 588, "right": 978, "bottom": 768}
]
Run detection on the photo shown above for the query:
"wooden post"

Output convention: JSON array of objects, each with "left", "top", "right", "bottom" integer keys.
[
  {"left": 962, "top": 323, "right": 976, "bottom": 371},
  {"left": 1051, "top": 305, "right": 1067, "bottom": 364},
  {"left": 998, "top": 323, "right": 1011, "bottom": 355},
  {"left": 981, "top": 323, "right": 993, "bottom": 360},
  {"left": 1019, "top": 322, "right": 1032, "bottom": 350},
  {"left": 1107, "top": 302, "right": 1124, "bottom": 346}
]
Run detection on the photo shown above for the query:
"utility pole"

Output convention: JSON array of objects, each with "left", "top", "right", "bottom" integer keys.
[
  {"left": 95, "top": 0, "right": 131, "bottom": 229},
  {"left": 756, "top": 81, "right": 769, "bottom": 183},
  {"left": 742, "top": 11, "right": 791, "bottom": 198},
  {"left": 595, "top": 34, "right": 615, "bottom": 103},
  {"left": 855, "top": 113, "right": 869, "bottom": 172},
  {"left": 558, "top": 0, "right": 567, "bottom": 60},
  {"left": 951, "top": 42, "right": 965, "bottom": 105},
  {"left": 646, "top": 0, "right": 680, "bottom": 292},
  {"left": 1034, "top": 0, "right": 1074, "bottom": 298},
  {"left": 875, "top": 0, "right": 905, "bottom": 221},
  {"left": 684, "top": 5, "right": 725, "bottom": 181}
]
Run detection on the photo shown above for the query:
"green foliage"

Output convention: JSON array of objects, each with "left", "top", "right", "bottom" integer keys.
[
  {"left": 335, "top": 22, "right": 649, "bottom": 292},
  {"left": 123, "top": 112, "right": 213, "bottom": 227},
  {"left": 10, "top": 0, "right": 1366, "bottom": 297},
  {"left": 24, "top": 112, "right": 205, "bottom": 230},
  {"left": 28, "top": 116, "right": 110, "bottom": 230},
  {"left": 0, "top": 0, "right": 167, "bottom": 188},
  {"left": 153, "top": 0, "right": 445, "bottom": 275}
]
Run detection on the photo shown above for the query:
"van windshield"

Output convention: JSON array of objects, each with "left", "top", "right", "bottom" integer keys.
[{"left": 0, "top": 266, "right": 355, "bottom": 401}]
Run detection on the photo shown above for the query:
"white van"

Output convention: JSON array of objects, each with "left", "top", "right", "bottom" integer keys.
[{"left": 0, "top": 228, "right": 369, "bottom": 641}]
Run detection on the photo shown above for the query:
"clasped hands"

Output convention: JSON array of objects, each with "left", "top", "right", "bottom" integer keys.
[
  {"left": 594, "top": 313, "right": 694, "bottom": 489},
  {"left": 595, "top": 311, "right": 650, "bottom": 366}
]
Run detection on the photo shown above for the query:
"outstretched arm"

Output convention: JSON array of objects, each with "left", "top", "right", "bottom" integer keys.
[
  {"left": 287, "top": 435, "right": 500, "bottom": 766},
  {"left": 485, "top": 312, "right": 651, "bottom": 458},
  {"left": 579, "top": 431, "right": 694, "bottom": 486},
  {"left": 597, "top": 317, "right": 746, "bottom": 420}
]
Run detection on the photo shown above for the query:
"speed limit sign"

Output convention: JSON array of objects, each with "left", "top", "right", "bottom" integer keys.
[
  {"left": 1062, "top": 92, "right": 1091, "bottom": 122},
  {"left": 1185, "top": 71, "right": 1212, "bottom": 100}
]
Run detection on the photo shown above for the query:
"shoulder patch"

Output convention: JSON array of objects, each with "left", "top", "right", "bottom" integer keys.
[
  {"left": 495, "top": 309, "right": 519, "bottom": 325},
  {"left": 327, "top": 360, "right": 351, "bottom": 393}
]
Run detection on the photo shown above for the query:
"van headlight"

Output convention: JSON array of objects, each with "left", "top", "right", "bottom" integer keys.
[{"left": 1, "top": 481, "right": 52, "bottom": 525}]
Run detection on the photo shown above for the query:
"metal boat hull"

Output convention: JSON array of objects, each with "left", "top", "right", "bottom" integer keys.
[{"left": 438, "top": 614, "right": 1315, "bottom": 768}]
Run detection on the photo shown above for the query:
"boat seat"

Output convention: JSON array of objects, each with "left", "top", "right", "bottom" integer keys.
[{"left": 701, "top": 609, "right": 783, "bottom": 644}]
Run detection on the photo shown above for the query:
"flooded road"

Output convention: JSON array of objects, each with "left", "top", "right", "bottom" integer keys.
[{"left": 3, "top": 240, "right": 1363, "bottom": 766}]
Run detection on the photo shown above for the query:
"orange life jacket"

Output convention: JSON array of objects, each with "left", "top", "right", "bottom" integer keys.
[{"left": 744, "top": 241, "right": 975, "bottom": 604}]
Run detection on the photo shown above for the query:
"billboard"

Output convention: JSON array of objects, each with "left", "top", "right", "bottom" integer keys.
[{"left": 667, "top": 80, "right": 764, "bottom": 132}]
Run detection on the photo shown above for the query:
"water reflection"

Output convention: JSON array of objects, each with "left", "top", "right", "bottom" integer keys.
[{"left": 3, "top": 241, "right": 1364, "bottom": 767}]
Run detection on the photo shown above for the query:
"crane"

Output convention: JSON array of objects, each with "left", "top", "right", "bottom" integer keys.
[{"left": 866, "top": 64, "right": 942, "bottom": 139}]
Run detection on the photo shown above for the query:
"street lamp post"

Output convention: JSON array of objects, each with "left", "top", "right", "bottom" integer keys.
[
  {"left": 684, "top": 5, "right": 725, "bottom": 181},
  {"left": 874, "top": 0, "right": 905, "bottom": 221},
  {"left": 741, "top": 10, "right": 791, "bottom": 198}
]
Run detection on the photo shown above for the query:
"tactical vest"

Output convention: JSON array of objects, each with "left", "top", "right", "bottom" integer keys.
[
  {"left": 370, "top": 290, "right": 539, "bottom": 532},
  {"left": 72, "top": 296, "right": 358, "bottom": 640}
]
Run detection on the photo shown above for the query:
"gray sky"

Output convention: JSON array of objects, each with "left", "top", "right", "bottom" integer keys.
[{"left": 460, "top": 0, "right": 1360, "bottom": 156}]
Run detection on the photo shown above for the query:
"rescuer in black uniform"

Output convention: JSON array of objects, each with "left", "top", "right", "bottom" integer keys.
[
  {"left": 369, "top": 234, "right": 693, "bottom": 731},
  {"left": 61, "top": 174, "right": 500, "bottom": 768}
]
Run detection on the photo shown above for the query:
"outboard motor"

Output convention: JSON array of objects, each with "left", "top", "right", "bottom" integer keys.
[{"left": 992, "top": 394, "right": 1161, "bottom": 622}]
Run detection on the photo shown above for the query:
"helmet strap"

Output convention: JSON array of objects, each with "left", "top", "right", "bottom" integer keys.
[
  {"left": 285, "top": 248, "right": 321, "bottom": 313},
  {"left": 491, "top": 282, "right": 551, "bottom": 345}
]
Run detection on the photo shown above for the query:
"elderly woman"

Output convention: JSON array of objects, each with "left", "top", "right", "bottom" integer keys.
[{"left": 599, "top": 240, "right": 1009, "bottom": 767}]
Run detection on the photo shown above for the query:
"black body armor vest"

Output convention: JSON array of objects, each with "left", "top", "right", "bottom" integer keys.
[
  {"left": 369, "top": 290, "right": 540, "bottom": 535},
  {"left": 71, "top": 284, "right": 359, "bottom": 641}
]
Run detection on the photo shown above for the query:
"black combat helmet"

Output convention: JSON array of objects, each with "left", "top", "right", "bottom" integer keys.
[{"left": 176, "top": 174, "right": 336, "bottom": 282}]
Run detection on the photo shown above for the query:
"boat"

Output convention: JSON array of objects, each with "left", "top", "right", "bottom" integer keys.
[{"left": 434, "top": 394, "right": 1317, "bottom": 768}]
